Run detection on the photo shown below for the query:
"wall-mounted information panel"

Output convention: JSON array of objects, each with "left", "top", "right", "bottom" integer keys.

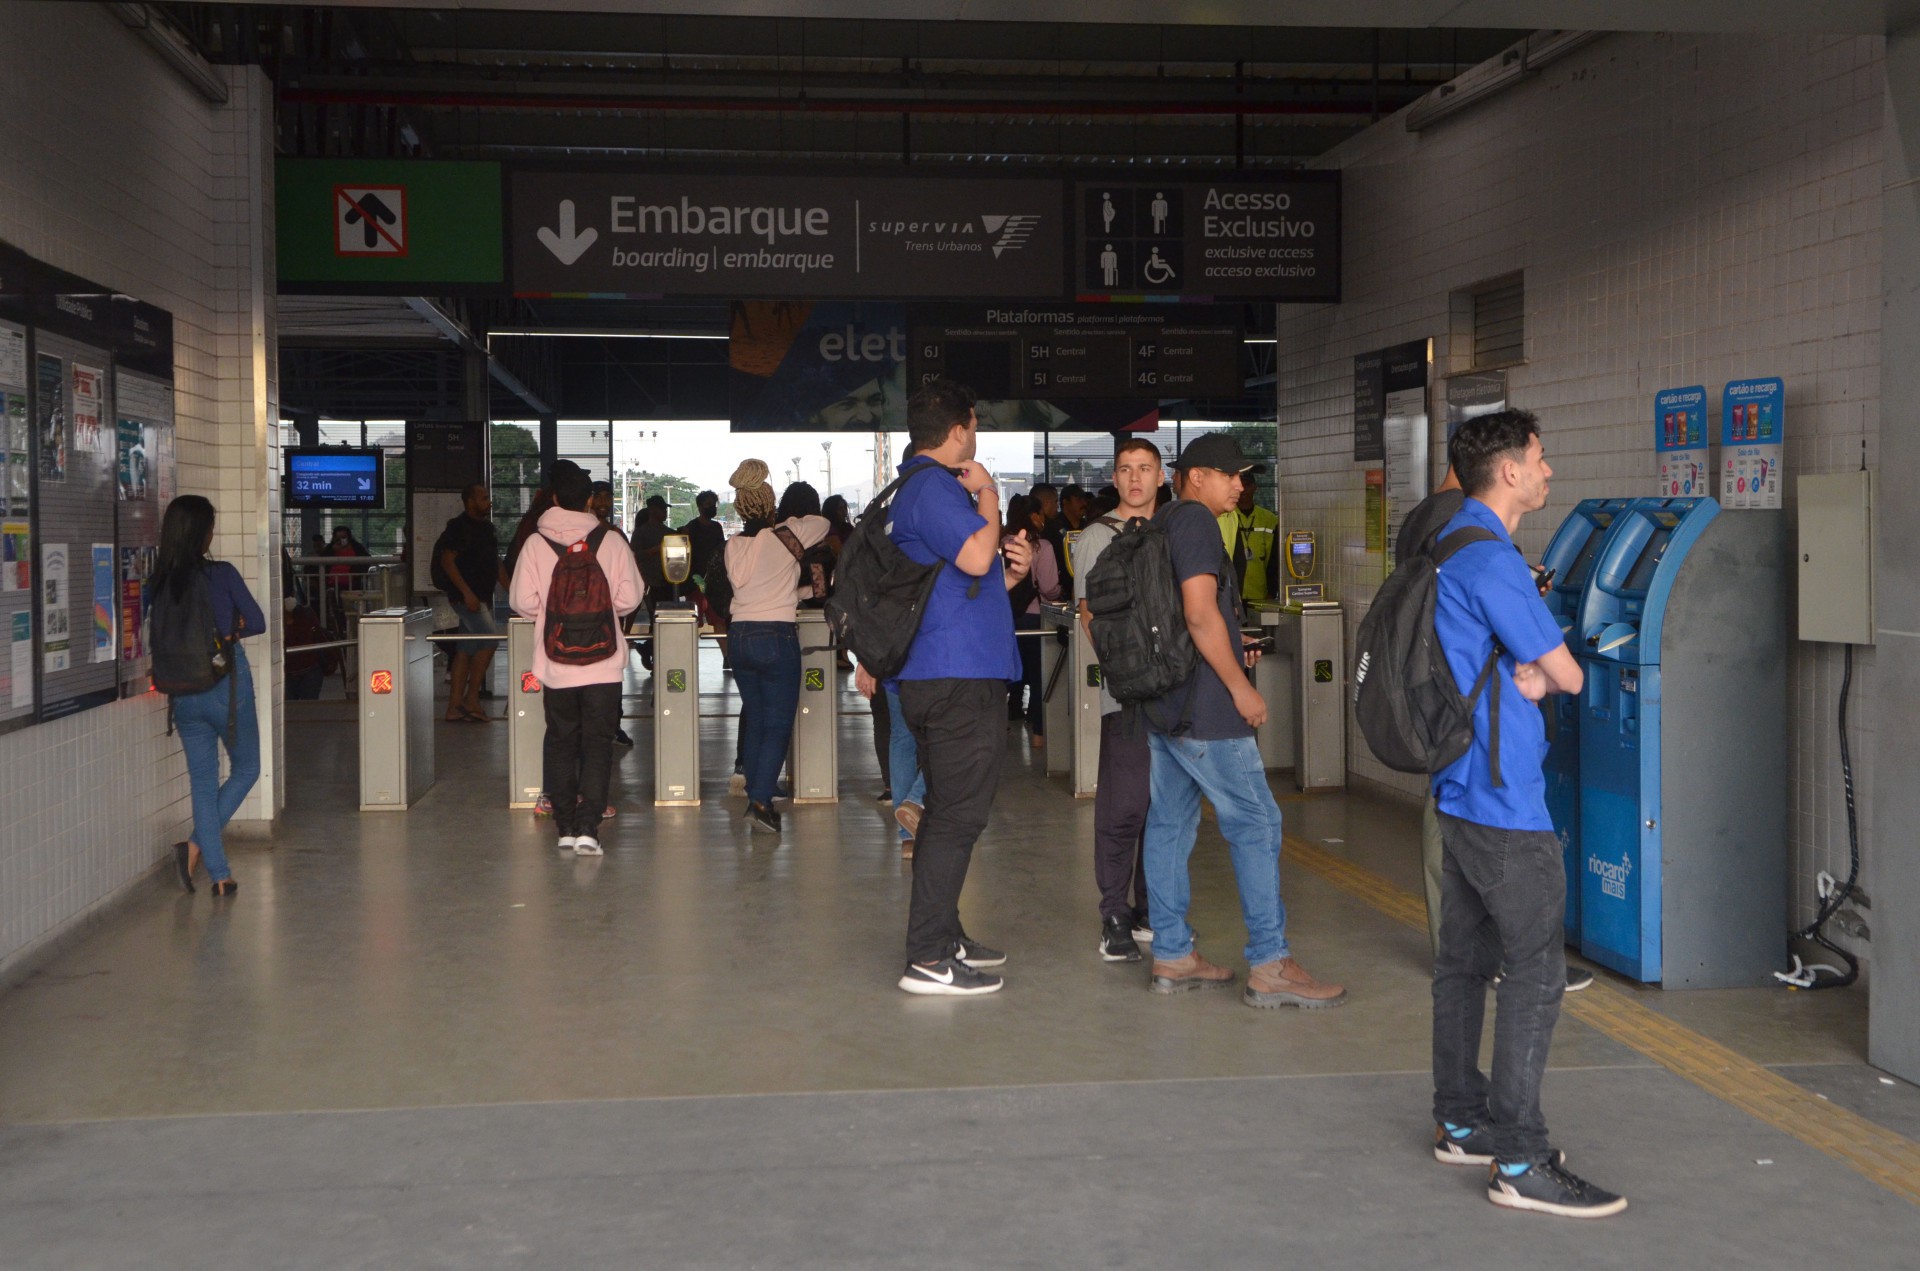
[
  {"left": 0, "top": 236, "right": 176, "bottom": 731},
  {"left": 908, "top": 305, "right": 1243, "bottom": 399}
]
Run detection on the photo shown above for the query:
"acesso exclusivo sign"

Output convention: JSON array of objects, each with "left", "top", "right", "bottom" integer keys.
[{"left": 510, "top": 172, "right": 1064, "bottom": 299}]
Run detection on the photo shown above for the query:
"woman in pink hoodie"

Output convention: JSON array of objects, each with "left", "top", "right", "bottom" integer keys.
[{"left": 509, "top": 463, "right": 644, "bottom": 856}]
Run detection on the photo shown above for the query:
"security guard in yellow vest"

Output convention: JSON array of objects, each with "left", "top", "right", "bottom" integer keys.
[{"left": 1231, "top": 481, "right": 1281, "bottom": 602}]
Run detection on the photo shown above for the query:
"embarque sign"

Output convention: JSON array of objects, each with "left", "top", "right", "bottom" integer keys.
[{"left": 511, "top": 171, "right": 1063, "bottom": 300}]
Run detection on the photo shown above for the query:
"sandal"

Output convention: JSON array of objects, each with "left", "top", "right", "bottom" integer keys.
[
  {"left": 210, "top": 879, "right": 239, "bottom": 897},
  {"left": 172, "top": 841, "right": 194, "bottom": 893}
]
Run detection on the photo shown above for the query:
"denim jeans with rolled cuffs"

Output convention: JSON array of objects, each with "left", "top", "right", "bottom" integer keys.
[
  {"left": 1142, "top": 732, "right": 1288, "bottom": 966},
  {"left": 887, "top": 688, "right": 926, "bottom": 841},
  {"left": 1430, "top": 811, "right": 1567, "bottom": 1164},
  {"left": 172, "top": 645, "right": 261, "bottom": 884},
  {"left": 731, "top": 621, "right": 802, "bottom": 808}
]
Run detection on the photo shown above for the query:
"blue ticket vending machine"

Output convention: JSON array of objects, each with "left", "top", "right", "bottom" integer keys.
[
  {"left": 1574, "top": 497, "right": 1788, "bottom": 987},
  {"left": 1538, "top": 498, "right": 1634, "bottom": 941}
]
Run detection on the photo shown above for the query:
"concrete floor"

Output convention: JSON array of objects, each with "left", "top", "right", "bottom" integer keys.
[{"left": 0, "top": 651, "right": 1914, "bottom": 1267}]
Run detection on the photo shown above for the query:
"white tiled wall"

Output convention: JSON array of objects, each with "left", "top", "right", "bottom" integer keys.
[
  {"left": 1275, "top": 32, "right": 1881, "bottom": 949},
  {"left": 0, "top": 4, "right": 279, "bottom": 973}
]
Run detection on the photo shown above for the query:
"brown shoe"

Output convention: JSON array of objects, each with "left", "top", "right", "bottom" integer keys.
[
  {"left": 900, "top": 837, "right": 914, "bottom": 860},
  {"left": 1150, "top": 951, "right": 1236, "bottom": 995},
  {"left": 895, "top": 800, "right": 922, "bottom": 839},
  {"left": 1244, "top": 956, "right": 1348, "bottom": 1010}
]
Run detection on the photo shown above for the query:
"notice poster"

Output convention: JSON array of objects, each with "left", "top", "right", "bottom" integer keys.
[
  {"left": 121, "top": 546, "right": 155, "bottom": 662},
  {"left": 116, "top": 419, "right": 152, "bottom": 499},
  {"left": 1364, "top": 468, "right": 1387, "bottom": 554},
  {"left": 41, "top": 542, "right": 69, "bottom": 672},
  {"left": 90, "top": 544, "right": 114, "bottom": 663},
  {"left": 72, "top": 363, "right": 106, "bottom": 456},
  {"left": 35, "top": 353, "right": 64, "bottom": 482},
  {"left": 1654, "top": 385, "right": 1708, "bottom": 499},
  {"left": 0, "top": 327, "right": 24, "bottom": 388},
  {"left": 8, "top": 610, "right": 28, "bottom": 709},
  {"left": 1720, "top": 377, "right": 1785, "bottom": 509},
  {"left": 4, "top": 393, "right": 26, "bottom": 511},
  {"left": 1, "top": 521, "right": 26, "bottom": 590}
]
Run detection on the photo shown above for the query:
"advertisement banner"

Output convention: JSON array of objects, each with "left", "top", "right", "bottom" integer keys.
[
  {"left": 1654, "top": 385, "right": 1708, "bottom": 499},
  {"left": 512, "top": 172, "right": 1064, "bottom": 299},
  {"left": 1720, "top": 377, "right": 1784, "bottom": 509}
]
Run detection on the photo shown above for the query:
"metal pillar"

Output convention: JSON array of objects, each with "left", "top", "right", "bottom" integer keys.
[
  {"left": 358, "top": 608, "right": 436, "bottom": 810},
  {"left": 790, "top": 610, "right": 838, "bottom": 803},
  {"left": 653, "top": 609, "right": 700, "bottom": 805},
  {"left": 507, "top": 617, "right": 543, "bottom": 807}
]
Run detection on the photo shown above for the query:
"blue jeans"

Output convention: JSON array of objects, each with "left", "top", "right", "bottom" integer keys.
[
  {"left": 1143, "top": 732, "right": 1288, "bottom": 966},
  {"left": 887, "top": 688, "right": 926, "bottom": 840},
  {"left": 172, "top": 647, "right": 261, "bottom": 883},
  {"left": 731, "top": 621, "right": 801, "bottom": 807}
]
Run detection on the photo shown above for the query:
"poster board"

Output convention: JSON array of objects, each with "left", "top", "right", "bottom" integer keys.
[
  {"left": 115, "top": 369, "right": 173, "bottom": 694},
  {"left": 0, "top": 320, "right": 31, "bottom": 730}
]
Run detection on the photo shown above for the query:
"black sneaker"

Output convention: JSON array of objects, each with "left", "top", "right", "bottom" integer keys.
[
  {"left": 875, "top": 788, "right": 892, "bottom": 803},
  {"left": 899, "top": 957, "right": 1004, "bottom": 996},
  {"left": 1131, "top": 910, "right": 1154, "bottom": 943},
  {"left": 1434, "top": 1124, "right": 1571, "bottom": 1167},
  {"left": 1487, "top": 1160, "right": 1626, "bottom": 1218},
  {"left": 1100, "top": 916, "right": 1143, "bottom": 963},
  {"left": 613, "top": 728, "right": 634, "bottom": 748},
  {"left": 954, "top": 935, "right": 1006, "bottom": 969},
  {"left": 1565, "top": 967, "right": 1594, "bottom": 992},
  {"left": 745, "top": 802, "right": 782, "bottom": 834}
]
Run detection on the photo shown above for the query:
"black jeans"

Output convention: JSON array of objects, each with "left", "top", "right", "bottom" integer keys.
[
  {"left": 1094, "top": 710, "right": 1149, "bottom": 923},
  {"left": 870, "top": 685, "right": 892, "bottom": 790},
  {"left": 1013, "top": 613, "right": 1045, "bottom": 735},
  {"left": 1431, "top": 811, "right": 1567, "bottom": 1163},
  {"left": 900, "top": 678, "right": 1006, "bottom": 964},
  {"left": 543, "top": 681, "right": 622, "bottom": 837}
]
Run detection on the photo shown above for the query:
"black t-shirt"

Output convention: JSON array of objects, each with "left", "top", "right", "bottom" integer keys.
[
  {"left": 437, "top": 513, "right": 501, "bottom": 601},
  {"left": 678, "top": 516, "right": 727, "bottom": 580},
  {"left": 1147, "top": 499, "right": 1250, "bottom": 741}
]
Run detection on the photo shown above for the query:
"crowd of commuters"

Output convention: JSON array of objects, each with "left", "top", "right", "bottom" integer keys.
[{"left": 158, "top": 385, "right": 1618, "bottom": 1220}]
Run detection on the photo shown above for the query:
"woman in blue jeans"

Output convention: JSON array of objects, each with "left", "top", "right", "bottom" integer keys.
[
  {"left": 722, "top": 465, "right": 829, "bottom": 834},
  {"left": 150, "top": 495, "right": 264, "bottom": 896}
]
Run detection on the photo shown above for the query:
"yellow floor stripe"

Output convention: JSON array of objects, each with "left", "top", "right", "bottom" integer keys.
[{"left": 1286, "top": 834, "right": 1920, "bottom": 1206}]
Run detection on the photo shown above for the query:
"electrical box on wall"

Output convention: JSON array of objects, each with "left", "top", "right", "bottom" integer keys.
[{"left": 1798, "top": 469, "right": 1875, "bottom": 645}]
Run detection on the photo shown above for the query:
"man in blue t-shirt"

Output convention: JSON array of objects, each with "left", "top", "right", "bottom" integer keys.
[
  {"left": 1141, "top": 433, "right": 1345, "bottom": 1010},
  {"left": 1428, "top": 410, "right": 1626, "bottom": 1219},
  {"left": 888, "top": 378, "right": 1032, "bottom": 997}
]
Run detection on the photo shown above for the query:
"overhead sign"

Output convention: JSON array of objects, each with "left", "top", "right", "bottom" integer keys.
[
  {"left": 510, "top": 172, "right": 1063, "bottom": 299},
  {"left": 1074, "top": 176, "right": 1340, "bottom": 302},
  {"left": 908, "top": 305, "right": 1243, "bottom": 400},
  {"left": 278, "top": 159, "right": 503, "bottom": 290}
]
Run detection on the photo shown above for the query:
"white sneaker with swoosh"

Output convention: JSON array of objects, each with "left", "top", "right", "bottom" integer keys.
[{"left": 899, "top": 956, "right": 1003, "bottom": 996}]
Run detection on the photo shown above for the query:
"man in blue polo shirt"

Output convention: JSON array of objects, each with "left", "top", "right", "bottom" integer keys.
[
  {"left": 888, "top": 378, "right": 1031, "bottom": 997},
  {"left": 1428, "top": 409, "right": 1626, "bottom": 1219}
]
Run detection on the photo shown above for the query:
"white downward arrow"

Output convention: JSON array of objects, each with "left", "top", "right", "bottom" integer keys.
[{"left": 537, "top": 199, "right": 598, "bottom": 265}]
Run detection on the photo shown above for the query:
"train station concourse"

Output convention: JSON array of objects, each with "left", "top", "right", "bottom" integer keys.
[{"left": 5, "top": 1, "right": 1920, "bottom": 1266}]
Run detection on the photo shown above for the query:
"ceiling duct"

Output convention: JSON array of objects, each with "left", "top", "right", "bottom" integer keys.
[{"left": 1404, "top": 30, "right": 1598, "bottom": 133}]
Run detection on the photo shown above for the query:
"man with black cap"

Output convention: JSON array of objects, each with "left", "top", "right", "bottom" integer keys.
[{"left": 1140, "top": 432, "right": 1347, "bottom": 1010}]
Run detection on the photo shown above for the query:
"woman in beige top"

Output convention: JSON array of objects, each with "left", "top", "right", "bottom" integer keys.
[{"left": 723, "top": 461, "right": 830, "bottom": 835}]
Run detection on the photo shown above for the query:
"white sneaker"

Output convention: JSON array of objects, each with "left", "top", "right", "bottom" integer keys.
[
  {"left": 573, "top": 836, "right": 604, "bottom": 856},
  {"left": 557, "top": 835, "right": 579, "bottom": 852}
]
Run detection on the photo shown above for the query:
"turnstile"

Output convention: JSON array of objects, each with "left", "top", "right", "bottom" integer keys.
[
  {"left": 789, "top": 610, "right": 838, "bottom": 803},
  {"left": 1060, "top": 605, "right": 1103, "bottom": 797},
  {"left": 653, "top": 608, "right": 701, "bottom": 806},
  {"left": 358, "top": 607, "right": 436, "bottom": 811},
  {"left": 1039, "top": 605, "right": 1074, "bottom": 780},
  {"left": 507, "top": 617, "right": 543, "bottom": 807},
  {"left": 1252, "top": 603, "right": 1347, "bottom": 791}
]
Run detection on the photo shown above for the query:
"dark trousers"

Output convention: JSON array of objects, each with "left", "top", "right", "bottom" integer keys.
[
  {"left": 870, "top": 687, "right": 892, "bottom": 790},
  {"left": 542, "top": 680, "right": 622, "bottom": 837},
  {"left": 731, "top": 621, "right": 801, "bottom": 808},
  {"left": 900, "top": 678, "right": 1006, "bottom": 964},
  {"left": 1012, "top": 612, "right": 1045, "bottom": 734},
  {"left": 1431, "top": 811, "right": 1567, "bottom": 1163},
  {"left": 1094, "top": 710, "right": 1150, "bottom": 922}
]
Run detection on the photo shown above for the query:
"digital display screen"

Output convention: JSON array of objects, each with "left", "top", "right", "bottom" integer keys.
[
  {"left": 1624, "top": 527, "right": 1673, "bottom": 592},
  {"left": 1562, "top": 526, "right": 1609, "bottom": 590},
  {"left": 286, "top": 448, "right": 384, "bottom": 508},
  {"left": 1290, "top": 540, "right": 1313, "bottom": 560}
]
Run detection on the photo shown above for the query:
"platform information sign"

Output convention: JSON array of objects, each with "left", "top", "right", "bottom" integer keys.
[
  {"left": 907, "top": 305, "right": 1242, "bottom": 399},
  {"left": 1654, "top": 385, "right": 1708, "bottom": 499},
  {"left": 1720, "top": 377, "right": 1784, "bottom": 509}
]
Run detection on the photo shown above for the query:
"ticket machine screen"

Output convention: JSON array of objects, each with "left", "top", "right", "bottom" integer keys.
[
  {"left": 1562, "top": 528, "right": 1610, "bottom": 591},
  {"left": 1624, "top": 528, "right": 1674, "bottom": 591}
]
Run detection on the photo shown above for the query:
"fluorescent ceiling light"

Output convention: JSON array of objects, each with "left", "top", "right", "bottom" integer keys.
[{"left": 487, "top": 329, "right": 728, "bottom": 339}]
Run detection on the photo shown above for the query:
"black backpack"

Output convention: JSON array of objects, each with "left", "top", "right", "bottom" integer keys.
[
  {"left": 149, "top": 566, "right": 237, "bottom": 738},
  {"left": 1351, "top": 524, "right": 1506, "bottom": 784},
  {"left": 1082, "top": 507, "right": 1205, "bottom": 720},
  {"left": 823, "top": 461, "right": 953, "bottom": 679}
]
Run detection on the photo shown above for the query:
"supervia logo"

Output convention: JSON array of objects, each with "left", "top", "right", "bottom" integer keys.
[{"left": 983, "top": 214, "right": 1042, "bottom": 258}]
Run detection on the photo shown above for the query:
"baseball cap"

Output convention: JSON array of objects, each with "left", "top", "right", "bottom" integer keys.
[{"left": 1174, "top": 432, "right": 1268, "bottom": 475}]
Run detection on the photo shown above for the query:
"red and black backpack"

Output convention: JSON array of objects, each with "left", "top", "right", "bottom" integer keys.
[{"left": 539, "top": 526, "right": 618, "bottom": 664}]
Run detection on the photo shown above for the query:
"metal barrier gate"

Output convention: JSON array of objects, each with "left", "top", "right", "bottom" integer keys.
[
  {"left": 653, "top": 609, "right": 701, "bottom": 805},
  {"left": 1253, "top": 603, "right": 1347, "bottom": 791},
  {"left": 358, "top": 607, "right": 436, "bottom": 811},
  {"left": 1040, "top": 604, "right": 1099, "bottom": 796},
  {"left": 507, "top": 617, "right": 543, "bottom": 807},
  {"left": 789, "top": 610, "right": 838, "bottom": 803}
]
